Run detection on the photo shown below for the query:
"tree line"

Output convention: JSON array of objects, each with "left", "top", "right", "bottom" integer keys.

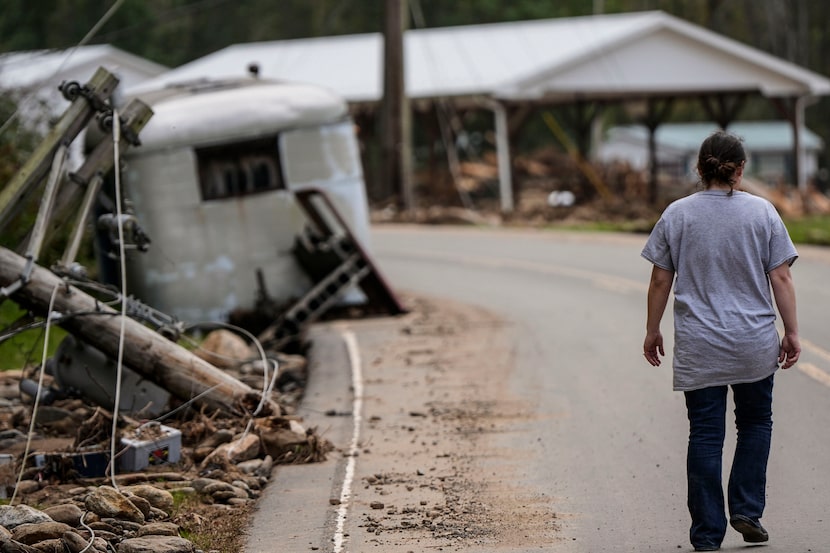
[{"left": 2, "top": 0, "right": 829, "bottom": 168}]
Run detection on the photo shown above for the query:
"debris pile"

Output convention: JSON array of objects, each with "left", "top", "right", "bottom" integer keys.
[
  {"left": 378, "top": 146, "right": 830, "bottom": 227},
  {"left": 0, "top": 327, "right": 332, "bottom": 553},
  {"left": 0, "top": 65, "right": 402, "bottom": 553}
]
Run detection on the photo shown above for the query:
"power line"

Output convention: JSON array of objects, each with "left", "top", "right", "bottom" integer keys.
[
  {"left": 92, "top": 0, "right": 243, "bottom": 43},
  {"left": 0, "top": 0, "right": 127, "bottom": 138}
]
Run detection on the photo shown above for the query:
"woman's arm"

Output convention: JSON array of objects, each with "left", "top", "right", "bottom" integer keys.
[
  {"left": 769, "top": 262, "right": 800, "bottom": 369},
  {"left": 643, "top": 265, "right": 674, "bottom": 366}
]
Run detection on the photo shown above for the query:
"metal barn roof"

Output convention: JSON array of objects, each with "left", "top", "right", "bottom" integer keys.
[
  {"left": 0, "top": 45, "right": 168, "bottom": 93},
  {"left": 129, "top": 10, "right": 830, "bottom": 103}
]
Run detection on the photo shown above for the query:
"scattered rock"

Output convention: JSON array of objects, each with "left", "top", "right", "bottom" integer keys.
[
  {"left": 136, "top": 522, "right": 180, "bottom": 537},
  {"left": 41, "top": 504, "right": 83, "bottom": 527},
  {"left": 123, "top": 485, "right": 175, "bottom": 516},
  {"left": 85, "top": 486, "right": 145, "bottom": 524},
  {"left": 13, "top": 480, "right": 40, "bottom": 495},
  {"left": 117, "top": 535, "right": 196, "bottom": 553},
  {"left": 204, "top": 433, "right": 261, "bottom": 465},
  {"left": 194, "top": 329, "right": 253, "bottom": 369},
  {"left": 11, "top": 521, "right": 73, "bottom": 545},
  {"left": 0, "top": 505, "right": 54, "bottom": 529}
]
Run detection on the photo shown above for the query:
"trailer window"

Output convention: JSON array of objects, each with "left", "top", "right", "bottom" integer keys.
[
  {"left": 280, "top": 121, "right": 363, "bottom": 186},
  {"left": 196, "top": 136, "right": 284, "bottom": 201}
]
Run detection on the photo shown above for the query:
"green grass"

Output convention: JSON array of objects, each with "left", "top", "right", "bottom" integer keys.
[
  {"left": 783, "top": 216, "right": 830, "bottom": 247},
  {"left": 0, "top": 300, "right": 67, "bottom": 372},
  {"left": 546, "top": 215, "right": 830, "bottom": 248}
]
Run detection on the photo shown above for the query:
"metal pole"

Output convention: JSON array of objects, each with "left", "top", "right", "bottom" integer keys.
[
  {"left": 794, "top": 95, "right": 806, "bottom": 192},
  {"left": 491, "top": 101, "right": 514, "bottom": 213}
]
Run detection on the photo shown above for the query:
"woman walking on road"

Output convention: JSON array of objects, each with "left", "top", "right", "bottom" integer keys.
[{"left": 641, "top": 131, "right": 800, "bottom": 552}]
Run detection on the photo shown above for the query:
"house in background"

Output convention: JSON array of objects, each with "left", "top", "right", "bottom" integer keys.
[
  {"left": 0, "top": 44, "right": 168, "bottom": 105},
  {"left": 596, "top": 121, "right": 824, "bottom": 187},
  {"left": 130, "top": 10, "right": 830, "bottom": 206},
  {"left": 0, "top": 45, "right": 168, "bottom": 167}
]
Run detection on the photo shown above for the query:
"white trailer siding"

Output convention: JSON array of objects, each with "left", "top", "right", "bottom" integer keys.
[{"left": 116, "top": 78, "right": 370, "bottom": 322}]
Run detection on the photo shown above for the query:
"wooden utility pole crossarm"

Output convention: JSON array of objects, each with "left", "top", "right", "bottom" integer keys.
[
  {"left": 0, "top": 246, "right": 267, "bottom": 416},
  {"left": 0, "top": 67, "right": 119, "bottom": 232}
]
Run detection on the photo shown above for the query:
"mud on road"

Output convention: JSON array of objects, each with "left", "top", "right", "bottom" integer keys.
[{"left": 293, "top": 293, "right": 560, "bottom": 551}]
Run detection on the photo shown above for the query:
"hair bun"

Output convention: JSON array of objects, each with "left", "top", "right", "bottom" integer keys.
[
  {"left": 697, "top": 131, "right": 746, "bottom": 187},
  {"left": 704, "top": 155, "right": 719, "bottom": 167}
]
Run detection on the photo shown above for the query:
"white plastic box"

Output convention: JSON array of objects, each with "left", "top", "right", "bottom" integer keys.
[{"left": 119, "top": 425, "right": 181, "bottom": 472}]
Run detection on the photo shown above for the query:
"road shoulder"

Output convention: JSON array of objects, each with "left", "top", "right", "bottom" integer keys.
[{"left": 244, "top": 293, "right": 558, "bottom": 552}]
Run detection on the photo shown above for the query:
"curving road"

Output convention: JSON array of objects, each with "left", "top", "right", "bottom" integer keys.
[{"left": 369, "top": 224, "right": 830, "bottom": 552}]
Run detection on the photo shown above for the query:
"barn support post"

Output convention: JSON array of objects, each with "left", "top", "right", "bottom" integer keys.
[
  {"left": 642, "top": 98, "right": 674, "bottom": 205},
  {"left": 492, "top": 100, "right": 513, "bottom": 213},
  {"left": 506, "top": 104, "right": 533, "bottom": 210},
  {"left": 770, "top": 95, "right": 813, "bottom": 193},
  {"left": 699, "top": 93, "right": 747, "bottom": 130},
  {"left": 794, "top": 95, "right": 806, "bottom": 193},
  {"left": 561, "top": 100, "right": 603, "bottom": 159}
]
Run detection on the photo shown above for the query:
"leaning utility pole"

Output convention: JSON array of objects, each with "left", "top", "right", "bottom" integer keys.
[
  {"left": 0, "top": 245, "right": 267, "bottom": 416},
  {"left": 0, "top": 67, "right": 119, "bottom": 232},
  {"left": 381, "top": 0, "right": 413, "bottom": 210}
]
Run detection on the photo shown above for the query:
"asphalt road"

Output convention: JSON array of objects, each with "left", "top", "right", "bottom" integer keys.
[{"left": 366, "top": 224, "right": 830, "bottom": 552}]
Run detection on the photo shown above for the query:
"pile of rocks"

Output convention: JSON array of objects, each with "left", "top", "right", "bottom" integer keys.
[
  {"left": 0, "top": 413, "right": 329, "bottom": 551},
  {"left": 0, "top": 329, "right": 333, "bottom": 552},
  {"left": 2, "top": 484, "right": 191, "bottom": 552},
  {"left": 1, "top": 453, "right": 277, "bottom": 553}
]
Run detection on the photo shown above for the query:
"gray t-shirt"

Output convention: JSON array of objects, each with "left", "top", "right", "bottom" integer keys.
[{"left": 641, "top": 190, "right": 797, "bottom": 391}]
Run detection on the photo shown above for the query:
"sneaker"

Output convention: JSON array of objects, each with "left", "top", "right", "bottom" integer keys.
[
  {"left": 693, "top": 546, "right": 720, "bottom": 551},
  {"left": 730, "top": 514, "right": 769, "bottom": 543}
]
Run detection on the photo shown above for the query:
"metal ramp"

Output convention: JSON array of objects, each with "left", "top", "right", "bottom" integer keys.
[{"left": 257, "top": 187, "right": 406, "bottom": 349}]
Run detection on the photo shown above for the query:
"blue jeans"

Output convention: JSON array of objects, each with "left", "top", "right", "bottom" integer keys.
[{"left": 684, "top": 374, "right": 774, "bottom": 549}]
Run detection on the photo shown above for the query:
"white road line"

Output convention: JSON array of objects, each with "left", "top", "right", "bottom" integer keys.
[{"left": 333, "top": 330, "right": 363, "bottom": 553}]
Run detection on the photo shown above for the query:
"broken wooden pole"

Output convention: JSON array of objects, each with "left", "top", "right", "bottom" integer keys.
[
  {"left": 0, "top": 67, "right": 120, "bottom": 232},
  {"left": 0, "top": 245, "right": 274, "bottom": 416}
]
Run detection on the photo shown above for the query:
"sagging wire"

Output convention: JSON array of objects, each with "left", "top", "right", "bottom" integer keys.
[
  {"left": 108, "top": 109, "right": 129, "bottom": 490},
  {"left": 154, "top": 383, "right": 223, "bottom": 424},
  {"left": 181, "top": 320, "right": 280, "bottom": 456},
  {"left": 183, "top": 321, "right": 280, "bottom": 416},
  {"left": 0, "top": 311, "right": 121, "bottom": 346},
  {"left": 0, "top": 0, "right": 129, "bottom": 498},
  {"left": 0, "top": 0, "right": 127, "bottom": 138},
  {"left": 408, "top": 0, "right": 475, "bottom": 211},
  {"left": 77, "top": 511, "right": 96, "bottom": 553},
  {"left": 10, "top": 283, "right": 62, "bottom": 506}
]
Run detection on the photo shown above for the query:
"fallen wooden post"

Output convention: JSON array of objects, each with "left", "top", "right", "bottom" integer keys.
[{"left": 0, "top": 246, "right": 275, "bottom": 416}]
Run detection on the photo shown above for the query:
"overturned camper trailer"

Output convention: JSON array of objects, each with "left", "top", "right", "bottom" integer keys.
[{"left": 102, "top": 76, "right": 380, "bottom": 324}]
